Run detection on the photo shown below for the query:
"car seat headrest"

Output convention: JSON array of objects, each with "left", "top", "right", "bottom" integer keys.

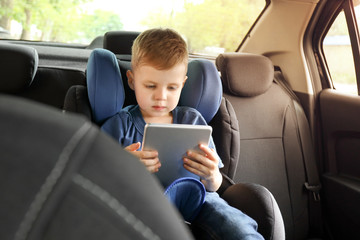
[
  {"left": 180, "top": 59, "right": 222, "bottom": 123},
  {"left": 103, "top": 31, "right": 140, "bottom": 55},
  {"left": 216, "top": 53, "right": 274, "bottom": 97},
  {"left": 87, "top": 48, "right": 125, "bottom": 124},
  {"left": 0, "top": 43, "right": 38, "bottom": 93},
  {"left": 87, "top": 49, "right": 222, "bottom": 124}
]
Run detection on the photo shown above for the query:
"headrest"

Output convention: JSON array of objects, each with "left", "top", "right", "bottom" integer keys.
[
  {"left": 0, "top": 43, "right": 38, "bottom": 93},
  {"left": 216, "top": 53, "right": 274, "bottom": 97},
  {"left": 87, "top": 48, "right": 124, "bottom": 124},
  {"left": 87, "top": 51, "right": 221, "bottom": 124},
  {"left": 103, "top": 31, "right": 140, "bottom": 55},
  {"left": 179, "top": 59, "right": 222, "bottom": 123}
]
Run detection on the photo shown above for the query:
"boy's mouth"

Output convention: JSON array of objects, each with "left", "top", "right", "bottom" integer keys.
[{"left": 152, "top": 106, "right": 166, "bottom": 111}]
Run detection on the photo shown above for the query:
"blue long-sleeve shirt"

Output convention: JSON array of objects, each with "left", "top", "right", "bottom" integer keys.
[{"left": 101, "top": 105, "right": 223, "bottom": 168}]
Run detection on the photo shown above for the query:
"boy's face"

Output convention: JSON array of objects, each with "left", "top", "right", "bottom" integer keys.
[{"left": 127, "top": 63, "right": 187, "bottom": 122}]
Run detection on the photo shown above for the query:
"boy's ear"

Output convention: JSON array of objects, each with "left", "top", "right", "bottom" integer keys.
[
  {"left": 127, "top": 70, "right": 135, "bottom": 90},
  {"left": 182, "top": 76, "right": 188, "bottom": 87}
]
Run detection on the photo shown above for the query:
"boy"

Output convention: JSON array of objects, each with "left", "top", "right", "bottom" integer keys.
[{"left": 101, "top": 28, "right": 263, "bottom": 240}]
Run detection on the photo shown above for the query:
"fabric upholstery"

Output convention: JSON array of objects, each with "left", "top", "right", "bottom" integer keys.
[
  {"left": 0, "top": 94, "right": 194, "bottom": 240},
  {"left": 21, "top": 67, "right": 86, "bottom": 109},
  {"left": 63, "top": 85, "right": 92, "bottom": 119},
  {"left": 222, "top": 183, "right": 285, "bottom": 240},
  {"left": 0, "top": 43, "right": 38, "bottom": 93},
  {"left": 216, "top": 53, "right": 273, "bottom": 97},
  {"left": 87, "top": 49, "right": 125, "bottom": 124},
  {"left": 103, "top": 31, "right": 140, "bottom": 55},
  {"left": 216, "top": 53, "right": 316, "bottom": 240},
  {"left": 209, "top": 97, "right": 239, "bottom": 180},
  {"left": 180, "top": 59, "right": 223, "bottom": 123},
  {"left": 0, "top": 43, "right": 86, "bottom": 110},
  {"left": 225, "top": 87, "right": 307, "bottom": 240},
  {"left": 118, "top": 60, "right": 137, "bottom": 107}
]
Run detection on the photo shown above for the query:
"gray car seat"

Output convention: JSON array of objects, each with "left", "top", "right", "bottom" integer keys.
[
  {"left": 0, "top": 42, "right": 38, "bottom": 94},
  {"left": 103, "top": 30, "right": 140, "bottom": 61},
  {"left": 0, "top": 42, "right": 86, "bottom": 109},
  {"left": 0, "top": 94, "right": 195, "bottom": 240},
  {"left": 216, "top": 52, "right": 322, "bottom": 240}
]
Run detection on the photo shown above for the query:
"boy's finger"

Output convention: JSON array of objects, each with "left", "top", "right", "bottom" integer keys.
[
  {"left": 124, "top": 142, "right": 141, "bottom": 152},
  {"left": 140, "top": 150, "right": 158, "bottom": 159},
  {"left": 185, "top": 151, "right": 219, "bottom": 175},
  {"left": 186, "top": 150, "right": 214, "bottom": 168},
  {"left": 183, "top": 159, "right": 206, "bottom": 178},
  {"left": 147, "top": 162, "right": 161, "bottom": 173},
  {"left": 141, "top": 158, "right": 160, "bottom": 166},
  {"left": 198, "top": 144, "right": 219, "bottom": 162}
]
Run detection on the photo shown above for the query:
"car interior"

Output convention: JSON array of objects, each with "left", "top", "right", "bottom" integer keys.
[{"left": 1, "top": 0, "right": 360, "bottom": 239}]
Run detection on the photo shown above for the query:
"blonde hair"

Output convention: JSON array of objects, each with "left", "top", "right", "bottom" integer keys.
[{"left": 131, "top": 28, "right": 188, "bottom": 70}]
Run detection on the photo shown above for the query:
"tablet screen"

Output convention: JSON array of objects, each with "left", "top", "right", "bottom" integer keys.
[{"left": 142, "top": 123, "right": 212, "bottom": 187}]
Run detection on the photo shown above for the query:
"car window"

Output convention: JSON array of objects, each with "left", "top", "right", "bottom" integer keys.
[
  {"left": 322, "top": 0, "right": 360, "bottom": 95},
  {"left": 323, "top": 9, "right": 357, "bottom": 95},
  {"left": 0, "top": 0, "right": 265, "bottom": 57}
]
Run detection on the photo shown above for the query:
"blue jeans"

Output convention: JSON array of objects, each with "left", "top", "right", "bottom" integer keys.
[
  {"left": 191, "top": 192, "right": 264, "bottom": 240},
  {"left": 165, "top": 179, "right": 264, "bottom": 240}
]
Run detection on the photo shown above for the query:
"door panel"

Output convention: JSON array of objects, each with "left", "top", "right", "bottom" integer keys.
[{"left": 318, "top": 89, "right": 360, "bottom": 239}]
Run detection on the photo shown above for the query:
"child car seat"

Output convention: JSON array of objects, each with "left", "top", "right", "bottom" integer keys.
[{"left": 63, "top": 48, "right": 285, "bottom": 240}]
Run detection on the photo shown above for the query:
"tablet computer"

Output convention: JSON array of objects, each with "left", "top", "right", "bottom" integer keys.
[{"left": 142, "top": 123, "right": 212, "bottom": 187}]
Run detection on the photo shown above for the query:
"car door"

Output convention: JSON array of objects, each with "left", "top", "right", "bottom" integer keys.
[{"left": 310, "top": 0, "right": 360, "bottom": 238}]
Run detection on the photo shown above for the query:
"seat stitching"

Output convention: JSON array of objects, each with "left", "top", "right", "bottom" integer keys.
[
  {"left": 73, "top": 174, "right": 161, "bottom": 240},
  {"left": 14, "top": 122, "right": 92, "bottom": 240}
]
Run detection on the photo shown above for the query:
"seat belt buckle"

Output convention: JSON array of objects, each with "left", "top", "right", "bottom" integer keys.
[{"left": 304, "top": 182, "right": 321, "bottom": 201}]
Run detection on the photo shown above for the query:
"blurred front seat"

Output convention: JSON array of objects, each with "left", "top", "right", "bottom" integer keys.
[{"left": 0, "top": 94, "right": 195, "bottom": 240}]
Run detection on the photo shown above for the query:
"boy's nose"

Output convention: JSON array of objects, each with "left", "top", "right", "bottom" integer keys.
[{"left": 154, "top": 88, "right": 167, "bottom": 100}]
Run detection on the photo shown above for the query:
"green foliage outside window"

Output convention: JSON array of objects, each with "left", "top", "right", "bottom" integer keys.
[{"left": 0, "top": 0, "right": 264, "bottom": 54}]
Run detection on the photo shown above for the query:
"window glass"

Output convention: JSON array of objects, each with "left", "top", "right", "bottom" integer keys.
[
  {"left": 323, "top": 9, "right": 357, "bottom": 95},
  {"left": 0, "top": 0, "right": 265, "bottom": 56}
]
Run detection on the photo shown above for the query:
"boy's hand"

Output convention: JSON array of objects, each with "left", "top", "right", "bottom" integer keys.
[
  {"left": 124, "top": 142, "right": 161, "bottom": 173},
  {"left": 183, "top": 144, "right": 223, "bottom": 192}
]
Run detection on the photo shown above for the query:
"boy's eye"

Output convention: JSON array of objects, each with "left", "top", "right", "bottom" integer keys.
[
  {"left": 168, "top": 85, "right": 179, "bottom": 90},
  {"left": 145, "top": 84, "right": 156, "bottom": 89}
]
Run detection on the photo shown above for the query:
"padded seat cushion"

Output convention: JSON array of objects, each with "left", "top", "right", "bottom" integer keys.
[
  {"left": 216, "top": 53, "right": 273, "bottom": 97},
  {"left": 180, "top": 59, "right": 223, "bottom": 123},
  {"left": 87, "top": 49, "right": 125, "bottom": 124},
  {"left": 103, "top": 31, "right": 140, "bottom": 55},
  {"left": 0, "top": 43, "right": 38, "bottom": 93}
]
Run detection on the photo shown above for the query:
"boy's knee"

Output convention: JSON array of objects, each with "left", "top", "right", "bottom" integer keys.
[{"left": 164, "top": 177, "right": 206, "bottom": 222}]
